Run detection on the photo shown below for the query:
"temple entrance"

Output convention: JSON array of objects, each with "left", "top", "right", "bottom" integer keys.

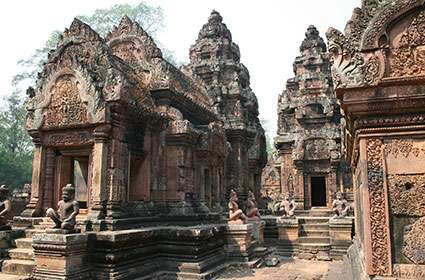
[
  {"left": 54, "top": 150, "right": 91, "bottom": 211},
  {"left": 310, "top": 176, "right": 326, "bottom": 207}
]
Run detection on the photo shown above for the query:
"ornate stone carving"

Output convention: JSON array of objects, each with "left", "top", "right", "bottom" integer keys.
[
  {"left": 106, "top": 16, "right": 162, "bottom": 61},
  {"left": 387, "top": 174, "right": 425, "bottom": 216},
  {"left": 384, "top": 139, "right": 425, "bottom": 158},
  {"left": 46, "top": 132, "right": 93, "bottom": 147},
  {"left": 403, "top": 217, "right": 425, "bottom": 264},
  {"left": 390, "top": 9, "right": 425, "bottom": 77},
  {"left": 44, "top": 75, "right": 88, "bottom": 128},
  {"left": 367, "top": 138, "right": 391, "bottom": 275}
]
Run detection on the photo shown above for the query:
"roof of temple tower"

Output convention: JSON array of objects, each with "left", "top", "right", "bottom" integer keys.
[
  {"left": 198, "top": 10, "right": 232, "bottom": 41},
  {"left": 183, "top": 10, "right": 267, "bottom": 168},
  {"left": 300, "top": 25, "right": 327, "bottom": 54},
  {"left": 106, "top": 16, "right": 217, "bottom": 124}
]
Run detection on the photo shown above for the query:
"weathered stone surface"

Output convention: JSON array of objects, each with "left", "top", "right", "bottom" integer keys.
[{"left": 32, "top": 233, "right": 90, "bottom": 280}]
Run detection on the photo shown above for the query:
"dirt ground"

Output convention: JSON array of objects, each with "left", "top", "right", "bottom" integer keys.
[{"left": 217, "top": 258, "right": 350, "bottom": 280}]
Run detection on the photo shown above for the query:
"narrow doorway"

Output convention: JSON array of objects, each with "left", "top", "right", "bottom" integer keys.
[
  {"left": 55, "top": 154, "right": 90, "bottom": 210},
  {"left": 311, "top": 176, "right": 326, "bottom": 207}
]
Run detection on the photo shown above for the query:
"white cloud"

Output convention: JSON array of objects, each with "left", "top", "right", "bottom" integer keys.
[{"left": 0, "top": 0, "right": 360, "bottom": 134}]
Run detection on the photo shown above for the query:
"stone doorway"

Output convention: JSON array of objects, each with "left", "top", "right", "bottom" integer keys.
[
  {"left": 54, "top": 150, "right": 91, "bottom": 213},
  {"left": 310, "top": 176, "right": 326, "bottom": 207}
]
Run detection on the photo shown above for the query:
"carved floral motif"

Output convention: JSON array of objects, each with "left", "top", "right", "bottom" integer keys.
[
  {"left": 384, "top": 139, "right": 425, "bottom": 158},
  {"left": 387, "top": 174, "right": 425, "bottom": 216},
  {"left": 367, "top": 139, "right": 391, "bottom": 275},
  {"left": 390, "top": 9, "right": 425, "bottom": 77},
  {"left": 403, "top": 217, "right": 425, "bottom": 264}
]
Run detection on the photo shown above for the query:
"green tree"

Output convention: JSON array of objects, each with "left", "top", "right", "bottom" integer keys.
[{"left": 0, "top": 91, "right": 33, "bottom": 188}]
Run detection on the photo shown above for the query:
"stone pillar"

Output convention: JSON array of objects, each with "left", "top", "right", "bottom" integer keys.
[
  {"left": 22, "top": 135, "right": 45, "bottom": 217},
  {"left": 294, "top": 165, "right": 305, "bottom": 209},
  {"left": 32, "top": 232, "right": 90, "bottom": 279},
  {"left": 329, "top": 218, "right": 353, "bottom": 260},
  {"left": 42, "top": 148, "right": 55, "bottom": 212},
  {"left": 225, "top": 224, "right": 253, "bottom": 262},
  {"left": 88, "top": 125, "right": 110, "bottom": 223},
  {"left": 277, "top": 217, "right": 299, "bottom": 257},
  {"left": 327, "top": 167, "right": 338, "bottom": 208}
]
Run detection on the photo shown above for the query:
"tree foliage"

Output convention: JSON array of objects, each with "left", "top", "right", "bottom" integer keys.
[{"left": 0, "top": 91, "right": 33, "bottom": 188}]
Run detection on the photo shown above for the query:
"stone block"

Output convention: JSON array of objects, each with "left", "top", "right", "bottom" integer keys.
[
  {"left": 329, "top": 217, "right": 353, "bottom": 259},
  {"left": 32, "top": 232, "right": 90, "bottom": 280},
  {"left": 277, "top": 217, "right": 299, "bottom": 242},
  {"left": 225, "top": 223, "right": 253, "bottom": 261}
]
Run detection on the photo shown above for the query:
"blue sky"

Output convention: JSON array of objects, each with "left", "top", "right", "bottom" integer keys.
[{"left": 0, "top": 0, "right": 360, "bottom": 135}]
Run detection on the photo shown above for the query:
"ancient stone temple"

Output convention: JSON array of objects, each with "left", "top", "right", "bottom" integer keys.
[
  {"left": 0, "top": 12, "right": 266, "bottom": 279},
  {"left": 183, "top": 11, "right": 267, "bottom": 201},
  {"left": 327, "top": 0, "right": 425, "bottom": 278},
  {"left": 274, "top": 25, "right": 352, "bottom": 210}
]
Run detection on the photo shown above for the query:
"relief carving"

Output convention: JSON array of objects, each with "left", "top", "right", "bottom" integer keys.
[
  {"left": 44, "top": 75, "right": 88, "bottom": 128},
  {"left": 384, "top": 139, "right": 425, "bottom": 158},
  {"left": 367, "top": 138, "right": 391, "bottom": 275},
  {"left": 390, "top": 9, "right": 425, "bottom": 77},
  {"left": 387, "top": 174, "right": 425, "bottom": 216},
  {"left": 403, "top": 217, "right": 425, "bottom": 264},
  {"left": 47, "top": 132, "right": 93, "bottom": 147}
]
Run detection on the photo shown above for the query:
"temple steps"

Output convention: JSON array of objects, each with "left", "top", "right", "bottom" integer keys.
[
  {"left": 1, "top": 218, "right": 50, "bottom": 278},
  {"left": 297, "top": 215, "right": 331, "bottom": 261},
  {"left": 8, "top": 249, "right": 33, "bottom": 260},
  {"left": 298, "top": 237, "right": 330, "bottom": 244},
  {"left": 0, "top": 272, "right": 29, "bottom": 279},
  {"left": 1, "top": 260, "right": 35, "bottom": 276},
  {"left": 14, "top": 238, "right": 32, "bottom": 250}
]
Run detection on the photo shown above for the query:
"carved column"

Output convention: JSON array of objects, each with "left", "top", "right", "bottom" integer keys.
[
  {"left": 327, "top": 167, "right": 338, "bottom": 208},
  {"left": 364, "top": 138, "right": 392, "bottom": 276},
  {"left": 88, "top": 125, "right": 110, "bottom": 222},
  {"left": 22, "top": 135, "right": 45, "bottom": 217},
  {"left": 294, "top": 163, "right": 305, "bottom": 209},
  {"left": 42, "top": 148, "right": 55, "bottom": 212}
]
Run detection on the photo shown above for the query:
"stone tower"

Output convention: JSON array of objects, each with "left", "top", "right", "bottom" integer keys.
[
  {"left": 183, "top": 11, "right": 267, "bottom": 199},
  {"left": 275, "top": 25, "right": 350, "bottom": 209}
]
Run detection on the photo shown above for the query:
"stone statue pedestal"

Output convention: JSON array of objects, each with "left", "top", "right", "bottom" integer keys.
[
  {"left": 329, "top": 217, "right": 353, "bottom": 260},
  {"left": 32, "top": 232, "right": 90, "bottom": 280},
  {"left": 277, "top": 217, "right": 299, "bottom": 257},
  {"left": 248, "top": 220, "right": 265, "bottom": 244},
  {"left": 225, "top": 224, "right": 253, "bottom": 262}
]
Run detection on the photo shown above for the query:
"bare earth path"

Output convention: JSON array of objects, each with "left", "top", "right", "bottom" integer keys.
[{"left": 217, "top": 259, "right": 350, "bottom": 280}]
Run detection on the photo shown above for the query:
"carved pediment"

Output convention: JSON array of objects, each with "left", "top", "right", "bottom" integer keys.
[
  {"left": 106, "top": 16, "right": 162, "bottom": 64},
  {"left": 43, "top": 75, "right": 89, "bottom": 128},
  {"left": 326, "top": 0, "right": 425, "bottom": 88}
]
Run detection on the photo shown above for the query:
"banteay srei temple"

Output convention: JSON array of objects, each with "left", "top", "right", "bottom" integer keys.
[{"left": 1, "top": 1, "right": 425, "bottom": 279}]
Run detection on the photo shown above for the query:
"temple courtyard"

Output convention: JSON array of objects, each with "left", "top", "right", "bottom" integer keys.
[{"left": 0, "top": 0, "right": 424, "bottom": 279}]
